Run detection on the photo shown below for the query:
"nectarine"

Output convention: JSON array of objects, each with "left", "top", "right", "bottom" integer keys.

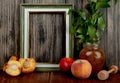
[
  {"left": 9, "top": 55, "right": 18, "bottom": 61},
  {"left": 3, "top": 60, "right": 22, "bottom": 76},
  {"left": 19, "top": 58, "right": 36, "bottom": 73},
  {"left": 19, "top": 58, "right": 25, "bottom": 65},
  {"left": 71, "top": 59, "right": 92, "bottom": 79}
]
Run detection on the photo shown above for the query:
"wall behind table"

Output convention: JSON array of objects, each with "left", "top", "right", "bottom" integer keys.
[{"left": 0, "top": 0, "right": 120, "bottom": 70}]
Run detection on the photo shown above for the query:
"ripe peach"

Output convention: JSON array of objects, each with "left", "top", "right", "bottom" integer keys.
[
  {"left": 71, "top": 59, "right": 92, "bottom": 79},
  {"left": 3, "top": 60, "right": 22, "bottom": 76},
  {"left": 3, "top": 63, "right": 7, "bottom": 71},
  {"left": 19, "top": 58, "right": 25, "bottom": 65},
  {"left": 19, "top": 58, "right": 36, "bottom": 73},
  {"left": 9, "top": 55, "right": 18, "bottom": 61}
]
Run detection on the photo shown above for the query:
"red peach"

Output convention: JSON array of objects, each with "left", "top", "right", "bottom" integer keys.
[{"left": 71, "top": 59, "right": 92, "bottom": 79}]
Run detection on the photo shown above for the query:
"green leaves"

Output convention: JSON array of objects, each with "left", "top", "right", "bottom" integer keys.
[
  {"left": 114, "top": 0, "right": 119, "bottom": 4},
  {"left": 95, "top": 0, "right": 119, "bottom": 10},
  {"left": 87, "top": 24, "right": 96, "bottom": 41},
  {"left": 87, "top": 0, "right": 111, "bottom": 13},
  {"left": 68, "top": 0, "right": 118, "bottom": 44},
  {"left": 76, "top": 35, "right": 85, "bottom": 43},
  {"left": 97, "top": 16, "right": 105, "bottom": 31},
  {"left": 77, "top": 10, "right": 86, "bottom": 20},
  {"left": 91, "top": 0, "right": 97, "bottom": 2},
  {"left": 86, "top": 2, "right": 96, "bottom": 15},
  {"left": 96, "top": 1, "right": 110, "bottom": 10},
  {"left": 97, "top": 0, "right": 110, "bottom": 2},
  {"left": 91, "top": 13, "right": 102, "bottom": 24}
]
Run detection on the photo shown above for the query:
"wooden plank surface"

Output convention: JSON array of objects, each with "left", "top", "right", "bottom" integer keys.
[
  {"left": 106, "top": 1, "right": 120, "bottom": 69},
  {"left": 0, "top": 71, "right": 120, "bottom": 83},
  {"left": 29, "top": 13, "right": 65, "bottom": 63},
  {"left": 0, "top": 0, "right": 120, "bottom": 70},
  {"left": 0, "top": 0, "right": 21, "bottom": 68}
]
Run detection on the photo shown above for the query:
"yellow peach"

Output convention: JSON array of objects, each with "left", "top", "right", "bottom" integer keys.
[
  {"left": 4, "top": 60, "right": 22, "bottom": 76},
  {"left": 19, "top": 58, "right": 36, "bottom": 73}
]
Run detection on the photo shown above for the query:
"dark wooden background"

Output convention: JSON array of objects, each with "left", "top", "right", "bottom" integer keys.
[
  {"left": 29, "top": 12, "right": 66, "bottom": 63},
  {"left": 0, "top": 0, "right": 120, "bottom": 70}
]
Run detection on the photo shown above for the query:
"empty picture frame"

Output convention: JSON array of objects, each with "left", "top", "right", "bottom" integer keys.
[{"left": 20, "top": 4, "right": 73, "bottom": 71}]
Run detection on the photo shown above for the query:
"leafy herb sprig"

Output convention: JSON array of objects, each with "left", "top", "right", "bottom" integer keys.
[{"left": 69, "top": 0, "right": 118, "bottom": 44}]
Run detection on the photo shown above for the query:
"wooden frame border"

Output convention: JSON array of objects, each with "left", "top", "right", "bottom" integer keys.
[{"left": 20, "top": 4, "right": 73, "bottom": 71}]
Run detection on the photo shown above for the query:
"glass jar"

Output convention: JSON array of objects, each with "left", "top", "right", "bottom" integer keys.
[{"left": 79, "top": 43, "right": 106, "bottom": 74}]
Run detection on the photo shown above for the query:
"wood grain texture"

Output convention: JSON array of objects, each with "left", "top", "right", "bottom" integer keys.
[
  {"left": 0, "top": 0, "right": 120, "bottom": 70},
  {"left": 0, "top": 0, "right": 21, "bottom": 68},
  {"left": 106, "top": 1, "right": 120, "bottom": 69},
  {"left": 29, "top": 13, "right": 65, "bottom": 63},
  {"left": 0, "top": 71, "right": 120, "bottom": 83}
]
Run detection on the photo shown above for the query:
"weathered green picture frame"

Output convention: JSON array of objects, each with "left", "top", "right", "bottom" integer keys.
[{"left": 20, "top": 4, "right": 73, "bottom": 71}]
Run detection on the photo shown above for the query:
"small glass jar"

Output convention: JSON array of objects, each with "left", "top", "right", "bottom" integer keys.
[{"left": 79, "top": 43, "right": 106, "bottom": 74}]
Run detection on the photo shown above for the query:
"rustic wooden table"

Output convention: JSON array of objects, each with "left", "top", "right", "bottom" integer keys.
[{"left": 0, "top": 71, "right": 120, "bottom": 83}]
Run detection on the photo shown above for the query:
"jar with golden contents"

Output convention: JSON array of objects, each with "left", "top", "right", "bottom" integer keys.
[{"left": 79, "top": 43, "right": 106, "bottom": 74}]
